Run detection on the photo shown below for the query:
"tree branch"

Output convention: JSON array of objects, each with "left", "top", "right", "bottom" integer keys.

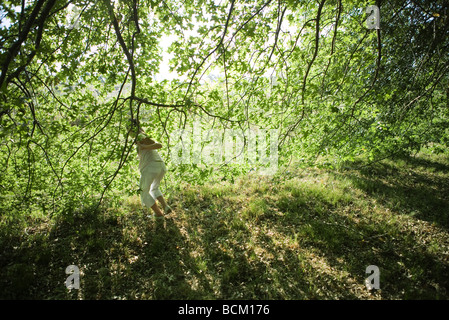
[
  {"left": 0, "top": 0, "right": 53, "bottom": 89},
  {"left": 183, "top": 0, "right": 235, "bottom": 100}
]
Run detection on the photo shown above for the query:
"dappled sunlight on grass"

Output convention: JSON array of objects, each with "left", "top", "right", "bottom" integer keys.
[{"left": 1, "top": 150, "right": 448, "bottom": 299}]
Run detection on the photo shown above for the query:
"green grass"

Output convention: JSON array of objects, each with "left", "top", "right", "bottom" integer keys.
[{"left": 1, "top": 148, "right": 449, "bottom": 299}]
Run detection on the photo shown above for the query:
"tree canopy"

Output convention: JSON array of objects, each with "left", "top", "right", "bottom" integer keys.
[{"left": 1, "top": 0, "right": 448, "bottom": 217}]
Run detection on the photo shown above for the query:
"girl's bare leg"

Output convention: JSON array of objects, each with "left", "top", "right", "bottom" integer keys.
[
  {"left": 157, "top": 196, "right": 172, "bottom": 213},
  {"left": 151, "top": 202, "right": 164, "bottom": 217}
]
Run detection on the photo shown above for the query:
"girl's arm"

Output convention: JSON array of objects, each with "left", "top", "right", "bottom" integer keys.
[
  {"left": 139, "top": 143, "right": 162, "bottom": 150},
  {"left": 137, "top": 140, "right": 162, "bottom": 150}
]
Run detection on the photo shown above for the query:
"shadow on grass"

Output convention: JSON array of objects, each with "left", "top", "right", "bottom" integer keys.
[
  {"left": 273, "top": 190, "right": 449, "bottom": 299},
  {"left": 341, "top": 155, "right": 449, "bottom": 229},
  {"left": 396, "top": 153, "right": 449, "bottom": 174},
  {"left": 1, "top": 153, "right": 448, "bottom": 299},
  {"left": 178, "top": 185, "right": 366, "bottom": 299},
  {"left": 0, "top": 206, "right": 210, "bottom": 299}
]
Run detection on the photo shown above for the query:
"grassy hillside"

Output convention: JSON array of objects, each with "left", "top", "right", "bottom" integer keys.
[{"left": 1, "top": 149, "right": 448, "bottom": 299}]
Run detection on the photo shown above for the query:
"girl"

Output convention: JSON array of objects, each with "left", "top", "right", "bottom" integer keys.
[{"left": 131, "top": 121, "right": 172, "bottom": 218}]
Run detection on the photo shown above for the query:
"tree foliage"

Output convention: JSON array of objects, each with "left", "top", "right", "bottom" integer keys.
[{"left": 1, "top": 0, "right": 448, "bottom": 218}]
